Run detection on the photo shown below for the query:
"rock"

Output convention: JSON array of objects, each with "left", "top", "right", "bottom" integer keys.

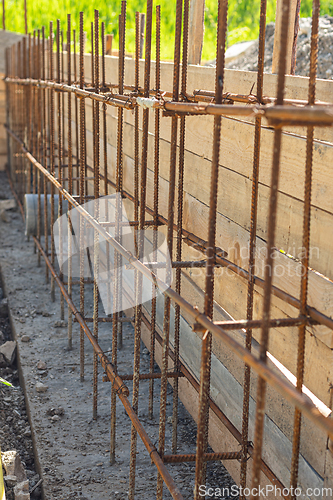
[
  {"left": 0, "top": 353, "right": 6, "bottom": 367},
  {"left": 1, "top": 450, "right": 27, "bottom": 482},
  {"left": 36, "top": 361, "right": 47, "bottom": 370},
  {"left": 35, "top": 382, "right": 48, "bottom": 393},
  {"left": 50, "top": 415, "right": 60, "bottom": 422},
  {"left": 0, "top": 340, "right": 17, "bottom": 365},
  {"left": 0, "top": 298, "right": 8, "bottom": 318},
  {"left": 13, "top": 479, "right": 30, "bottom": 500},
  {"left": 0, "top": 199, "right": 16, "bottom": 211},
  {"left": 54, "top": 320, "right": 67, "bottom": 328},
  {"left": 21, "top": 335, "right": 30, "bottom": 342},
  {"left": 0, "top": 209, "right": 10, "bottom": 223},
  {"left": 4, "top": 474, "right": 18, "bottom": 487},
  {"left": 46, "top": 407, "right": 64, "bottom": 417}
]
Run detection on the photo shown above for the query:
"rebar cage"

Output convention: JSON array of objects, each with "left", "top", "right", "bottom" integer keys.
[{"left": 3, "top": 0, "right": 333, "bottom": 498}]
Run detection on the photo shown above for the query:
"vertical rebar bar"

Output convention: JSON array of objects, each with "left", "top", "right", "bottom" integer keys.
[
  {"left": 129, "top": 0, "right": 152, "bottom": 496},
  {"left": 134, "top": 12, "right": 140, "bottom": 255},
  {"left": 251, "top": 0, "right": 291, "bottom": 494},
  {"left": 32, "top": 32, "right": 36, "bottom": 197},
  {"left": 49, "top": 23, "right": 56, "bottom": 303},
  {"left": 79, "top": 11, "right": 86, "bottom": 382},
  {"left": 73, "top": 29, "right": 80, "bottom": 196},
  {"left": 67, "top": 14, "right": 73, "bottom": 351},
  {"left": 22, "top": 37, "right": 27, "bottom": 204},
  {"left": 116, "top": 7, "right": 124, "bottom": 352},
  {"left": 156, "top": 0, "right": 182, "bottom": 497},
  {"left": 57, "top": 19, "right": 65, "bottom": 320},
  {"left": 148, "top": 5, "right": 160, "bottom": 422},
  {"left": 27, "top": 34, "right": 32, "bottom": 195},
  {"left": 172, "top": 0, "right": 189, "bottom": 454},
  {"left": 41, "top": 26, "right": 49, "bottom": 284},
  {"left": 290, "top": 0, "right": 319, "bottom": 495},
  {"left": 110, "top": 2, "right": 126, "bottom": 466},
  {"left": 194, "top": 0, "right": 228, "bottom": 495},
  {"left": 239, "top": 0, "right": 267, "bottom": 494},
  {"left": 36, "top": 31, "right": 42, "bottom": 267},
  {"left": 93, "top": 8, "right": 100, "bottom": 421},
  {"left": 101, "top": 21, "right": 111, "bottom": 317}
]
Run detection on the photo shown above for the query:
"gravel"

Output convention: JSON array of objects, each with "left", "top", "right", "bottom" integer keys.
[
  {"left": 226, "top": 15, "right": 333, "bottom": 79},
  {"left": 0, "top": 278, "right": 42, "bottom": 500}
]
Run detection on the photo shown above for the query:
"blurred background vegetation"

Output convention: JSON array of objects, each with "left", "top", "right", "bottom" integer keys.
[{"left": 3, "top": 0, "right": 333, "bottom": 61}]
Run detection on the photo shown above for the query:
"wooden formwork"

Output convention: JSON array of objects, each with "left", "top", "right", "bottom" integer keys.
[
  {"left": 59, "top": 54, "right": 333, "bottom": 496},
  {"left": 4, "top": 2, "right": 333, "bottom": 497}
]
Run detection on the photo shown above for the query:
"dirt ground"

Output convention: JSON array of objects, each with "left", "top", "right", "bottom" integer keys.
[{"left": 0, "top": 170, "right": 237, "bottom": 499}]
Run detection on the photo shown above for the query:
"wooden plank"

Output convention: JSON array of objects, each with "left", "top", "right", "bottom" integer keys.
[
  {"left": 272, "top": 0, "right": 298, "bottom": 74},
  {"left": 105, "top": 34, "right": 113, "bottom": 55},
  {"left": 188, "top": 0, "right": 205, "bottom": 65},
  {"left": 0, "top": 154, "right": 6, "bottom": 171}
]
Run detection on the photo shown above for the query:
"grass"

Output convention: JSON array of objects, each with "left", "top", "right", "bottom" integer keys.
[{"left": 3, "top": 0, "right": 333, "bottom": 62}]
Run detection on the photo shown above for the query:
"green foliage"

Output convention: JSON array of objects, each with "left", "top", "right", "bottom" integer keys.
[
  {"left": 2, "top": 0, "right": 333, "bottom": 61},
  {"left": 0, "top": 376, "right": 13, "bottom": 387}
]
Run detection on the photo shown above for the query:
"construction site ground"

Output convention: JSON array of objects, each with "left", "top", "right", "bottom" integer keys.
[{"left": 0, "top": 170, "right": 236, "bottom": 499}]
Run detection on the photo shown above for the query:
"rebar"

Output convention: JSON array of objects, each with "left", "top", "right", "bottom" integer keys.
[
  {"left": 5, "top": 4, "right": 333, "bottom": 500},
  {"left": 250, "top": 0, "right": 291, "bottom": 493}
]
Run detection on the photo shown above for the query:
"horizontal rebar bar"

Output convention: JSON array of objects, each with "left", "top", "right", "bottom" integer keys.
[
  {"left": 192, "top": 316, "right": 318, "bottom": 332},
  {"left": 5, "top": 76, "right": 333, "bottom": 125},
  {"left": 163, "top": 451, "right": 242, "bottom": 463}
]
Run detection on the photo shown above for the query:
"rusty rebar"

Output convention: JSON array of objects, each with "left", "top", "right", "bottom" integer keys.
[
  {"left": 6, "top": 125, "right": 333, "bottom": 441},
  {"left": 67, "top": 14, "right": 73, "bottom": 351},
  {"left": 57, "top": 20, "right": 65, "bottom": 321},
  {"left": 49, "top": 23, "right": 56, "bottom": 303},
  {"left": 164, "top": 451, "right": 242, "bottom": 463},
  {"left": 92, "top": 8, "right": 100, "bottom": 421},
  {"left": 129, "top": 0, "right": 151, "bottom": 495},
  {"left": 290, "top": 0, "right": 320, "bottom": 495},
  {"left": 250, "top": 0, "right": 291, "bottom": 494},
  {"left": 148, "top": 4, "right": 160, "bottom": 422},
  {"left": 134, "top": 11, "right": 140, "bottom": 254},
  {"left": 79, "top": 11, "right": 86, "bottom": 382},
  {"left": 156, "top": 0, "right": 182, "bottom": 497},
  {"left": 172, "top": 0, "right": 189, "bottom": 455},
  {"left": 41, "top": 26, "right": 49, "bottom": 284},
  {"left": 240, "top": 0, "right": 267, "bottom": 493},
  {"left": 73, "top": 29, "right": 79, "bottom": 196},
  {"left": 194, "top": 0, "right": 228, "bottom": 495},
  {"left": 36, "top": 31, "right": 42, "bottom": 268}
]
